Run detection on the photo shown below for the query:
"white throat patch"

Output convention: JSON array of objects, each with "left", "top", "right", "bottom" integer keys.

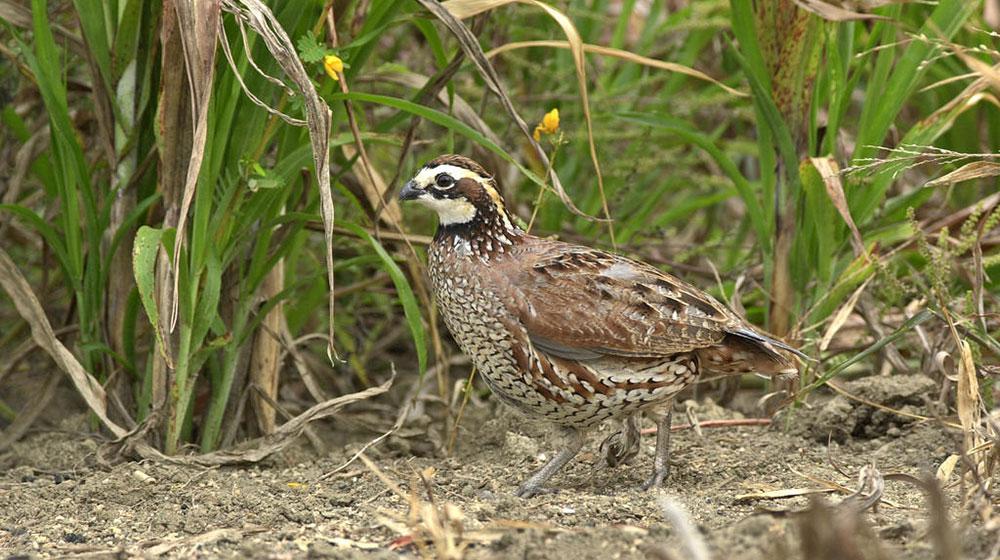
[{"left": 416, "top": 196, "right": 477, "bottom": 225}]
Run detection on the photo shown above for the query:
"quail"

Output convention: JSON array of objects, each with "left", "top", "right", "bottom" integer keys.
[{"left": 399, "top": 154, "right": 802, "bottom": 497}]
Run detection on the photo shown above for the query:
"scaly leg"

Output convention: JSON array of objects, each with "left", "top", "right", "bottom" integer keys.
[
  {"left": 515, "top": 428, "right": 585, "bottom": 498},
  {"left": 641, "top": 402, "right": 674, "bottom": 491}
]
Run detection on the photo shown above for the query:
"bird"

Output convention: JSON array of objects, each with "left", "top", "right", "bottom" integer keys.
[{"left": 399, "top": 154, "right": 803, "bottom": 497}]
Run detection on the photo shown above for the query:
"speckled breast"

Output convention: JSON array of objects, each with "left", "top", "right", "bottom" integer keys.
[
  {"left": 427, "top": 244, "right": 534, "bottom": 412},
  {"left": 428, "top": 242, "right": 694, "bottom": 427}
]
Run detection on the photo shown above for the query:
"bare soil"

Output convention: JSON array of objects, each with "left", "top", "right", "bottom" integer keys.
[{"left": 1, "top": 375, "right": 995, "bottom": 559}]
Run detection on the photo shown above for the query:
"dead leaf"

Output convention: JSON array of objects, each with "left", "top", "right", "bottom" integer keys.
[
  {"left": 926, "top": 161, "right": 1000, "bottom": 187},
  {"left": 810, "top": 156, "right": 866, "bottom": 257},
  {"left": 819, "top": 277, "right": 871, "bottom": 352},
  {"left": 793, "top": 0, "right": 889, "bottom": 21},
  {"left": 957, "top": 340, "right": 982, "bottom": 455},
  {"left": 936, "top": 454, "right": 960, "bottom": 484},
  {"left": 0, "top": 248, "right": 128, "bottom": 438},
  {"left": 734, "top": 487, "right": 837, "bottom": 502}
]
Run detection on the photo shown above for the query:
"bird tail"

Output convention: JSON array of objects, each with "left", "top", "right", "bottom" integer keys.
[
  {"left": 697, "top": 327, "right": 810, "bottom": 376},
  {"left": 730, "top": 327, "right": 812, "bottom": 362}
]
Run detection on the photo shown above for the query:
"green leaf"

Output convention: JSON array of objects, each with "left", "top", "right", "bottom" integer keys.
[
  {"left": 296, "top": 31, "right": 328, "bottom": 63},
  {"left": 0, "top": 204, "right": 72, "bottom": 278},
  {"left": 340, "top": 222, "right": 427, "bottom": 376},
  {"left": 132, "top": 226, "right": 172, "bottom": 367},
  {"left": 614, "top": 111, "right": 770, "bottom": 251}
]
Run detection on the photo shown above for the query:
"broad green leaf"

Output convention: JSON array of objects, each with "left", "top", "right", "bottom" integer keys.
[{"left": 132, "top": 226, "right": 172, "bottom": 367}]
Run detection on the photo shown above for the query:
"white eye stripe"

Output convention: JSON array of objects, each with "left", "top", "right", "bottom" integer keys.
[{"left": 413, "top": 164, "right": 481, "bottom": 188}]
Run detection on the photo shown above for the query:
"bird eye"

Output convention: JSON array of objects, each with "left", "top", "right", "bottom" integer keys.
[{"left": 435, "top": 174, "right": 455, "bottom": 189}]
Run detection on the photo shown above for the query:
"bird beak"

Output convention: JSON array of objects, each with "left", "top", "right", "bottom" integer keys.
[{"left": 398, "top": 180, "right": 422, "bottom": 201}]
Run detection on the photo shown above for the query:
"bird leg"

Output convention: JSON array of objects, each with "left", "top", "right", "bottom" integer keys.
[
  {"left": 641, "top": 402, "right": 674, "bottom": 491},
  {"left": 515, "top": 428, "right": 584, "bottom": 498},
  {"left": 597, "top": 414, "right": 642, "bottom": 469}
]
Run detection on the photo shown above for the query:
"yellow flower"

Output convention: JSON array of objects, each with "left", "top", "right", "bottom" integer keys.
[
  {"left": 533, "top": 108, "right": 559, "bottom": 142},
  {"left": 540, "top": 108, "right": 559, "bottom": 134},
  {"left": 323, "top": 54, "right": 343, "bottom": 81}
]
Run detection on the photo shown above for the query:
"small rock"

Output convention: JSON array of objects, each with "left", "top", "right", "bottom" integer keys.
[
  {"left": 63, "top": 532, "right": 87, "bottom": 544},
  {"left": 132, "top": 470, "right": 156, "bottom": 484}
]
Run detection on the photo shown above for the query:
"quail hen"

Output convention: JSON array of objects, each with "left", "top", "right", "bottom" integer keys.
[{"left": 399, "top": 154, "right": 802, "bottom": 497}]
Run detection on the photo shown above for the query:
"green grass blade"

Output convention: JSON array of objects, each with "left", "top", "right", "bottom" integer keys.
[{"left": 340, "top": 221, "right": 427, "bottom": 376}]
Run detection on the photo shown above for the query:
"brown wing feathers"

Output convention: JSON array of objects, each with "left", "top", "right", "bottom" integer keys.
[{"left": 499, "top": 240, "right": 797, "bottom": 373}]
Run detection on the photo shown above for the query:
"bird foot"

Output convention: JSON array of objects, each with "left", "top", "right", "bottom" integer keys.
[
  {"left": 640, "top": 465, "right": 670, "bottom": 491},
  {"left": 515, "top": 482, "right": 560, "bottom": 498},
  {"left": 597, "top": 415, "right": 642, "bottom": 470}
]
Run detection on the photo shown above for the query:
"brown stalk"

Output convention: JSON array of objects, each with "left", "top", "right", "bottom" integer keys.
[
  {"left": 167, "top": 0, "right": 222, "bottom": 332},
  {"left": 153, "top": 0, "right": 199, "bottom": 445},
  {"left": 322, "top": 5, "right": 446, "bottom": 402},
  {"left": 248, "top": 264, "right": 284, "bottom": 435},
  {"left": 324, "top": 7, "right": 402, "bottom": 227}
]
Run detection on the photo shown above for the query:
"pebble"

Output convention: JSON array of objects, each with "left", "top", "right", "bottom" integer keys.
[{"left": 132, "top": 470, "right": 157, "bottom": 484}]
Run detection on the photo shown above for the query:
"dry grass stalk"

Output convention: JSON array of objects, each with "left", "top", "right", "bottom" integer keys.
[
  {"left": 656, "top": 496, "right": 711, "bottom": 560},
  {"left": 414, "top": 0, "right": 595, "bottom": 221},
  {"left": 249, "top": 264, "right": 284, "bottom": 435},
  {"left": 166, "top": 0, "right": 221, "bottom": 332},
  {"left": 441, "top": 0, "right": 614, "bottom": 241},
  {"left": 220, "top": 0, "right": 336, "bottom": 358},
  {"left": 362, "top": 457, "right": 468, "bottom": 559},
  {"left": 485, "top": 40, "right": 747, "bottom": 97}
]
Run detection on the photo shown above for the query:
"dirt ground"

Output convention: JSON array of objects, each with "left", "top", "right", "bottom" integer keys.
[{"left": 1, "top": 374, "right": 997, "bottom": 559}]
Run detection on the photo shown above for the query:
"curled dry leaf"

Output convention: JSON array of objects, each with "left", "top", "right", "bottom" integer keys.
[
  {"left": 837, "top": 462, "right": 884, "bottom": 513},
  {"left": 936, "top": 454, "right": 960, "bottom": 484},
  {"left": 926, "top": 161, "right": 1000, "bottom": 187},
  {"left": 819, "top": 277, "right": 871, "bottom": 352},
  {"left": 0, "top": 247, "right": 127, "bottom": 439}
]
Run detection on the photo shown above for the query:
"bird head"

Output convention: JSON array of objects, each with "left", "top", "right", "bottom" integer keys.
[{"left": 399, "top": 155, "right": 517, "bottom": 233}]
